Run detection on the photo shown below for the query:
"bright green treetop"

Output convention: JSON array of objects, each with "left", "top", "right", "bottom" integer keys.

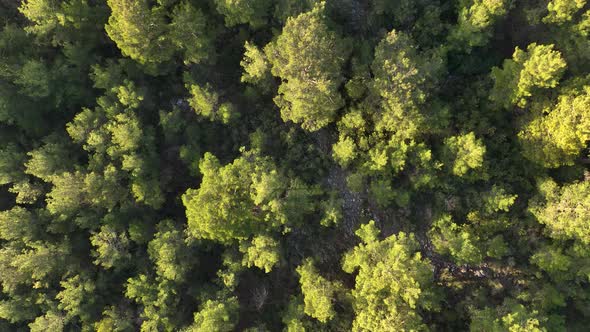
[
  {"left": 519, "top": 85, "right": 590, "bottom": 168},
  {"left": 90, "top": 225, "right": 131, "bottom": 269},
  {"left": 105, "top": 0, "right": 172, "bottom": 66},
  {"left": 342, "top": 221, "right": 437, "bottom": 331},
  {"left": 491, "top": 43, "right": 567, "bottom": 108},
  {"left": 239, "top": 235, "right": 280, "bottom": 273},
  {"left": 470, "top": 299, "right": 547, "bottom": 332},
  {"left": 333, "top": 30, "right": 434, "bottom": 178},
  {"left": 265, "top": 3, "right": 350, "bottom": 131},
  {"left": 214, "top": 0, "right": 271, "bottom": 28},
  {"left": 442, "top": 132, "right": 486, "bottom": 177},
  {"left": 148, "top": 220, "right": 193, "bottom": 282},
  {"left": 450, "top": 0, "right": 510, "bottom": 48},
  {"left": 531, "top": 179, "right": 590, "bottom": 244},
  {"left": 169, "top": 1, "right": 213, "bottom": 65},
  {"left": 188, "top": 297, "right": 239, "bottom": 332},
  {"left": 183, "top": 151, "right": 316, "bottom": 244},
  {"left": 544, "top": 0, "right": 587, "bottom": 24},
  {"left": 296, "top": 259, "right": 341, "bottom": 323}
]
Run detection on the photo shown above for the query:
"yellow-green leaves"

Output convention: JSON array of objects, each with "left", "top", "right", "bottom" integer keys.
[
  {"left": 239, "top": 235, "right": 280, "bottom": 273},
  {"left": 105, "top": 0, "right": 172, "bottom": 66},
  {"left": 189, "top": 297, "right": 239, "bottom": 332},
  {"left": 0, "top": 207, "right": 38, "bottom": 243},
  {"left": 241, "top": 41, "right": 272, "bottom": 90},
  {"left": 470, "top": 300, "right": 547, "bottom": 332},
  {"left": 450, "top": 0, "right": 509, "bottom": 48},
  {"left": 148, "top": 220, "right": 192, "bottom": 282},
  {"left": 519, "top": 86, "right": 590, "bottom": 167},
  {"left": 214, "top": 0, "right": 271, "bottom": 28},
  {"left": 518, "top": 45, "right": 567, "bottom": 98},
  {"left": 442, "top": 132, "right": 486, "bottom": 177},
  {"left": 343, "top": 223, "right": 436, "bottom": 331},
  {"left": 183, "top": 151, "right": 313, "bottom": 244},
  {"left": 169, "top": 2, "right": 213, "bottom": 65},
  {"left": 333, "top": 30, "right": 431, "bottom": 182},
  {"left": 544, "top": 0, "right": 587, "bottom": 24},
  {"left": 332, "top": 136, "right": 357, "bottom": 168},
  {"left": 371, "top": 30, "right": 425, "bottom": 121},
  {"left": 491, "top": 44, "right": 567, "bottom": 109},
  {"left": 19, "top": 0, "right": 98, "bottom": 41},
  {"left": 19, "top": 0, "right": 60, "bottom": 32},
  {"left": 185, "top": 76, "right": 236, "bottom": 124},
  {"left": 531, "top": 179, "right": 590, "bottom": 244},
  {"left": 57, "top": 275, "right": 96, "bottom": 323},
  {"left": 90, "top": 225, "right": 131, "bottom": 269},
  {"left": 429, "top": 215, "right": 484, "bottom": 265},
  {"left": 106, "top": 0, "right": 212, "bottom": 67},
  {"left": 354, "top": 220, "right": 380, "bottom": 244},
  {"left": 265, "top": 3, "right": 349, "bottom": 131},
  {"left": 296, "top": 259, "right": 341, "bottom": 323},
  {"left": 465, "top": 0, "right": 509, "bottom": 28}
]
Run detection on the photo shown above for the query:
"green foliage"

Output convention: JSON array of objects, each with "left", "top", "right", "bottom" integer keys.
[
  {"left": 450, "top": 0, "right": 510, "bottom": 48},
  {"left": 18, "top": 0, "right": 61, "bottom": 35},
  {"left": 214, "top": 0, "right": 271, "bottom": 28},
  {"left": 319, "top": 193, "right": 342, "bottom": 226},
  {"left": 148, "top": 220, "right": 193, "bottom": 282},
  {"left": 371, "top": 0, "right": 416, "bottom": 25},
  {"left": 470, "top": 299, "right": 547, "bottom": 331},
  {"left": 28, "top": 311, "right": 67, "bottom": 332},
  {"left": 90, "top": 225, "right": 131, "bottom": 269},
  {"left": 574, "top": 10, "right": 590, "bottom": 35},
  {"left": 94, "top": 306, "right": 134, "bottom": 332},
  {"left": 481, "top": 185, "right": 518, "bottom": 214},
  {"left": 3, "top": 0, "right": 590, "bottom": 330},
  {"left": 45, "top": 171, "right": 87, "bottom": 217},
  {"left": 239, "top": 235, "right": 280, "bottom": 273},
  {"left": 0, "top": 241, "right": 69, "bottom": 294},
  {"left": 332, "top": 136, "right": 357, "bottom": 167},
  {"left": 0, "top": 144, "right": 26, "bottom": 185},
  {"left": 333, "top": 30, "right": 440, "bottom": 192},
  {"left": 354, "top": 220, "right": 380, "bottom": 244},
  {"left": 429, "top": 215, "right": 484, "bottom": 264},
  {"left": 19, "top": 0, "right": 102, "bottom": 45},
  {"left": 0, "top": 207, "right": 39, "bottom": 242},
  {"left": 442, "top": 132, "right": 486, "bottom": 177},
  {"left": 370, "top": 30, "right": 426, "bottom": 132},
  {"left": 241, "top": 41, "right": 272, "bottom": 90},
  {"left": 56, "top": 274, "right": 97, "bottom": 323},
  {"left": 25, "top": 136, "right": 73, "bottom": 182},
  {"left": 183, "top": 151, "right": 316, "bottom": 243},
  {"left": 296, "top": 259, "right": 341, "bottom": 323},
  {"left": 185, "top": 80, "right": 235, "bottom": 123},
  {"left": 170, "top": 1, "right": 213, "bottom": 65},
  {"left": 530, "top": 179, "right": 590, "bottom": 244},
  {"left": 281, "top": 296, "right": 307, "bottom": 332},
  {"left": 105, "top": 0, "right": 173, "bottom": 66},
  {"left": 15, "top": 60, "right": 50, "bottom": 98},
  {"left": 265, "top": 2, "right": 350, "bottom": 131},
  {"left": 531, "top": 245, "right": 573, "bottom": 278},
  {"left": 188, "top": 297, "right": 239, "bottom": 332},
  {"left": 343, "top": 222, "right": 437, "bottom": 331},
  {"left": 544, "top": 0, "right": 586, "bottom": 24},
  {"left": 125, "top": 275, "right": 180, "bottom": 331},
  {"left": 0, "top": 295, "right": 38, "bottom": 324},
  {"left": 490, "top": 43, "right": 567, "bottom": 108},
  {"left": 519, "top": 85, "right": 590, "bottom": 167}
]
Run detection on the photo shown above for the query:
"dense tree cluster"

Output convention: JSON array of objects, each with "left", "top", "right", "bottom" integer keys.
[{"left": 1, "top": 0, "right": 590, "bottom": 330}]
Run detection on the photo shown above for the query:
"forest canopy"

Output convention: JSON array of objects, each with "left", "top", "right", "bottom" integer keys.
[{"left": 1, "top": 0, "right": 590, "bottom": 331}]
